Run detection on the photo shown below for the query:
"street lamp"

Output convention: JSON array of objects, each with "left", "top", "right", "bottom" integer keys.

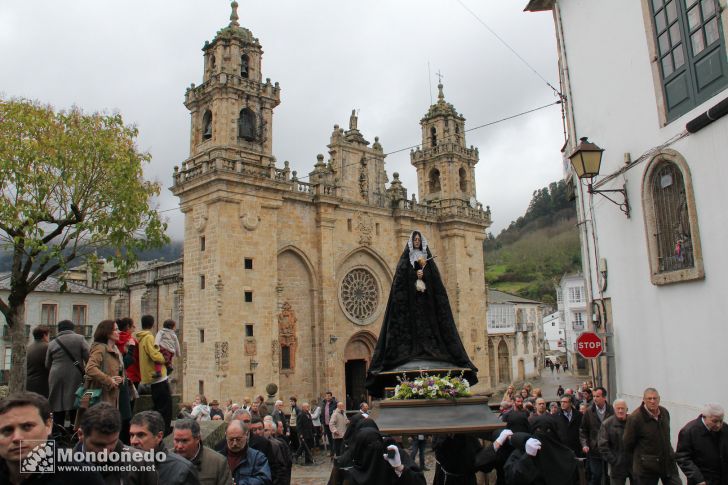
[{"left": 568, "top": 137, "right": 630, "bottom": 217}]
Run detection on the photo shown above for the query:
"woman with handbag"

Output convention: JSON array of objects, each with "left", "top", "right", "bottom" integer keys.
[{"left": 82, "top": 320, "right": 133, "bottom": 433}]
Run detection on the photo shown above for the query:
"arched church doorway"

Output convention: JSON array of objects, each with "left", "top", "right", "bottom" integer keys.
[
  {"left": 498, "top": 339, "right": 511, "bottom": 384},
  {"left": 344, "top": 331, "right": 376, "bottom": 410}
]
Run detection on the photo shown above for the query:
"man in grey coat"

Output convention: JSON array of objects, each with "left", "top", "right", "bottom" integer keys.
[
  {"left": 173, "top": 418, "right": 232, "bottom": 485},
  {"left": 45, "top": 319, "right": 89, "bottom": 428}
]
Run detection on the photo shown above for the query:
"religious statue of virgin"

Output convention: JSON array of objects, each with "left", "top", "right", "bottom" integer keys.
[{"left": 365, "top": 230, "right": 478, "bottom": 397}]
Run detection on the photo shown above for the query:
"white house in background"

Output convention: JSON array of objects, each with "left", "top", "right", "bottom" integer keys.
[
  {"left": 542, "top": 311, "right": 565, "bottom": 352},
  {"left": 0, "top": 273, "right": 110, "bottom": 383},
  {"left": 556, "top": 273, "right": 587, "bottom": 374},
  {"left": 525, "top": 0, "right": 728, "bottom": 434},
  {"left": 486, "top": 289, "right": 544, "bottom": 386}
]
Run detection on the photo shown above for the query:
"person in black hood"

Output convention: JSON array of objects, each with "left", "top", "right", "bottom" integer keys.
[
  {"left": 432, "top": 434, "right": 482, "bottom": 485},
  {"left": 330, "top": 427, "right": 425, "bottom": 485},
  {"left": 504, "top": 414, "right": 578, "bottom": 485}
]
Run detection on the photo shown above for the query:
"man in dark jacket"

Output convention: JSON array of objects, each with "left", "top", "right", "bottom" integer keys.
[
  {"left": 676, "top": 402, "right": 728, "bottom": 485},
  {"left": 598, "top": 399, "right": 632, "bottom": 485},
  {"left": 130, "top": 410, "right": 200, "bottom": 485},
  {"left": 321, "top": 391, "right": 338, "bottom": 457},
  {"left": 75, "top": 403, "right": 158, "bottom": 485},
  {"left": 558, "top": 395, "right": 584, "bottom": 457},
  {"left": 0, "top": 392, "right": 105, "bottom": 485},
  {"left": 500, "top": 401, "right": 530, "bottom": 433},
  {"left": 580, "top": 386, "right": 614, "bottom": 485},
  {"left": 26, "top": 326, "right": 50, "bottom": 397},
  {"left": 264, "top": 420, "right": 292, "bottom": 485},
  {"left": 294, "top": 402, "right": 314, "bottom": 465},
  {"left": 623, "top": 387, "right": 680, "bottom": 485}
]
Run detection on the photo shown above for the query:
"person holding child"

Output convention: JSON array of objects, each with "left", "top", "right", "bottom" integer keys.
[{"left": 154, "top": 319, "right": 181, "bottom": 376}]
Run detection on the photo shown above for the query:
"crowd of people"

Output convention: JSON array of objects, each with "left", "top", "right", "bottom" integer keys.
[
  {"left": 486, "top": 381, "right": 728, "bottom": 485},
  {"left": 26, "top": 315, "right": 176, "bottom": 444},
  {"left": 10, "top": 314, "right": 728, "bottom": 484}
]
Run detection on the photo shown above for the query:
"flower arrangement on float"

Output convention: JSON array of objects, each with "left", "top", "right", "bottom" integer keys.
[{"left": 392, "top": 372, "right": 471, "bottom": 400}]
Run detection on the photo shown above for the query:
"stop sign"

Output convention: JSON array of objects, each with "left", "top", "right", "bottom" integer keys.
[{"left": 576, "top": 332, "right": 603, "bottom": 358}]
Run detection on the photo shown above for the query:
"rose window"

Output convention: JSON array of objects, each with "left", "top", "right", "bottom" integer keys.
[{"left": 340, "top": 269, "right": 379, "bottom": 324}]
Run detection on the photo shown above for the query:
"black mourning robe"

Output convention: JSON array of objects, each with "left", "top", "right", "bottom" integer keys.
[
  {"left": 432, "top": 434, "right": 482, "bottom": 485},
  {"left": 328, "top": 428, "right": 426, "bottom": 485},
  {"left": 504, "top": 416, "right": 578, "bottom": 485},
  {"left": 365, "top": 245, "right": 478, "bottom": 397}
]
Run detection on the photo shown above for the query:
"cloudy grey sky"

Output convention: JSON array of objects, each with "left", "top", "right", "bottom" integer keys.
[{"left": 0, "top": 0, "right": 563, "bottom": 240}]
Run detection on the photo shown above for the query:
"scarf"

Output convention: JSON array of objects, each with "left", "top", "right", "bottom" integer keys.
[{"left": 227, "top": 446, "right": 247, "bottom": 471}]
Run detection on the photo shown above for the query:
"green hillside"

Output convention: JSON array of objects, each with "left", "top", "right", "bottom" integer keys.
[{"left": 484, "top": 181, "right": 581, "bottom": 305}]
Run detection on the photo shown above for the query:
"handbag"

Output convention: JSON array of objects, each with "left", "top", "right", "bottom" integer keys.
[{"left": 74, "top": 384, "right": 102, "bottom": 409}]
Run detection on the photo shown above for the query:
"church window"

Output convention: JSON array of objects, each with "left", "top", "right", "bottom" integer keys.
[
  {"left": 281, "top": 346, "right": 291, "bottom": 369},
  {"left": 198, "top": 380, "right": 204, "bottom": 395},
  {"left": 200, "top": 275, "right": 205, "bottom": 289},
  {"left": 238, "top": 108, "right": 257, "bottom": 141},
  {"left": 430, "top": 127, "right": 437, "bottom": 147},
  {"left": 202, "top": 110, "right": 213, "bottom": 140},
  {"left": 244, "top": 258, "right": 253, "bottom": 270},
  {"left": 200, "top": 236, "right": 205, "bottom": 251},
  {"left": 375, "top": 223, "right": 380, "bottom": 235},
  {"left": 347, "top": 219, "right": 352, "bottom": 232},
  {"left": 429, "top": 168, "right": 441, "bottom": 193},
  {"left": 244, "top": 291, "right": 253, "bottom": 303},
  {"left": 459, "top": 167, "right": 467, "bottom": 192},
  {"left": 245, "top": 324, "right": 254, "bottom": 337},
  {"left": 642, "top": 150, "right": 704, "bottom": 284},
  {"left": 241, "top": 54, "right": 249, "bottom": 78},
  {"left": 340, "top": 268, "right": 379, "bottom": 325},
  {"left": 245, "top": 374, "right": 255, "bottom": 387},
  {"left": 455, "top": 125, "right": 460, "bottom": 135},
  {"left": 199, "top": 329, "right": 205, "bottom": 343},
  {"left": 210, "top": 55, "right": 216, "bottom": 71}
]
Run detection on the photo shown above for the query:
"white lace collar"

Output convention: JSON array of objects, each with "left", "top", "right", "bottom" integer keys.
[{"left": 408, "top": 231, "right": 428, "bottom": 267}]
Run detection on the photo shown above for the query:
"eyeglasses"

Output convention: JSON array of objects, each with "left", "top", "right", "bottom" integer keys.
[{"left": 227, "top": 437, "right": 246, "bottom": 443}]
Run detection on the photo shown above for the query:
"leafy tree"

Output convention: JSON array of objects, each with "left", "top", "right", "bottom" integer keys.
[{"left": 0, "top": 98, "right": 168, "bottom": 392}]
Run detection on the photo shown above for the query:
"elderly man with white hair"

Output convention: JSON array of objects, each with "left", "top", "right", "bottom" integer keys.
[
  {"left": 598, "top": 399, "right": 632, "bottom": 485},
  {"left": 676, "top": 402, "right": 728, "bottom": 485},
  {"left": 271, "top": 400, "right": 289, "bottom": 436}
]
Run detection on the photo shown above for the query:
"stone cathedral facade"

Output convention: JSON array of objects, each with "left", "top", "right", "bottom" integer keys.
[{"left": 171, "top": 4, "right": 493, "bottom": 403}]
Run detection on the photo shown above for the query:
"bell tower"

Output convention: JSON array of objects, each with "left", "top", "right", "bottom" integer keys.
[
  {"left": 184, "top": 1, "right": 280, "bottom": 166},
  {"left": 411, "top": 83, "right": 478, "bottom": 204}
]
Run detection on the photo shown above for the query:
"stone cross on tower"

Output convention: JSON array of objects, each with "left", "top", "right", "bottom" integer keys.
[{"left": 435, "top": 70, "right": 444, "bottom": 84}]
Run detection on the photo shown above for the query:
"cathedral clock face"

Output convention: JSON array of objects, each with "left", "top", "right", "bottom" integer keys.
[{"left": 339, "top": 268, "right": 380, "bottom": 325}]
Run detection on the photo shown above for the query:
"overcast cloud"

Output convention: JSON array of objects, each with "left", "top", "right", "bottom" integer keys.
[{"left": 0, "top": 0, "right": 563, "bottom": 240}]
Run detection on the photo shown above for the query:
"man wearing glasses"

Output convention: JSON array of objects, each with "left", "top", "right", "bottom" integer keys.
[{"left": 224, "top": 420, "right": 271, "bottom": 485}]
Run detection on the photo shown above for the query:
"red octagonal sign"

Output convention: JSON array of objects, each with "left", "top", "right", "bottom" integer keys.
[{"left": 576, "top": 332, "right": 603, "bottom": 359}]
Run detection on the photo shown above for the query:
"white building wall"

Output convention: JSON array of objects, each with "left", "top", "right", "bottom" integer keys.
[
  {"left": 0, "top": 289, "right": 110, "bottom": 370},
  {"left": 543, "top": 0, "right": 728, "bottom": 434},
  {"left": 543, "top": 311, "right": 564, "bottom": 351}
]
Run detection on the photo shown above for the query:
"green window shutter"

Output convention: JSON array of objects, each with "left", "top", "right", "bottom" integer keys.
[{"left": 650, "top": 0, "right": 728, "bottom": 122}]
